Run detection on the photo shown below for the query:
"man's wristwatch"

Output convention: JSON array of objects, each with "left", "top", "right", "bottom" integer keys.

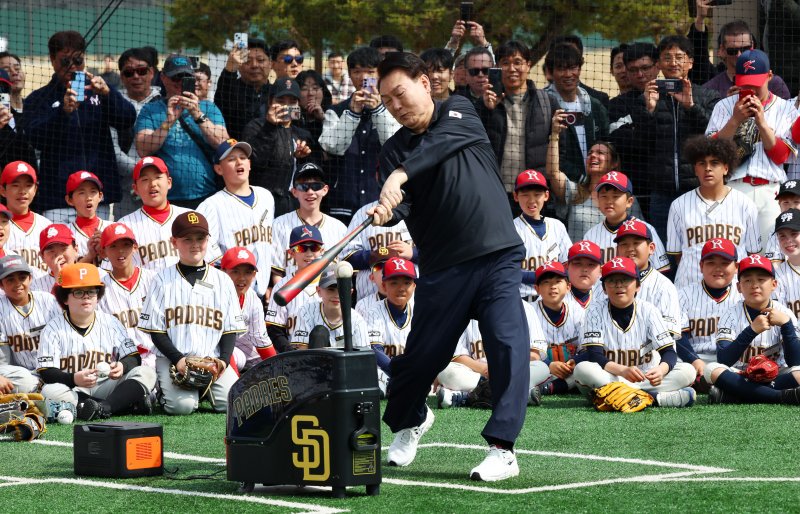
[{"left": 194, "top": 113, "right": 209, "bottom": 124}]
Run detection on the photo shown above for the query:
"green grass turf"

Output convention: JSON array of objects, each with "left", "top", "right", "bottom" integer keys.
[{"left": 3, "top": 397, "right": 800, "bottom": 513}]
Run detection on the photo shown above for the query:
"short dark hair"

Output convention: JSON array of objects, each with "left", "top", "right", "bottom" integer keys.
[
  {"left": 328, "top": 51, "right": 343, "bottom": 60},
  {"left": 270, "top": 39, "right": 302, "bottom": 61},
  {"left": 142, "top": 46, "right": 160, "bottom": 71},
  {"left": 248, "top": 37, "right": 268, "bottom": 53},
  {"left": 657, "top": 35, "right": 694, "bottom": 60},
  {"left": 53, "top": 285, "right": 105, "bottom": 309},
  {"left": 496, "top": 41, "right": 532, "bottom": 63},
  {"left": 622, "top": 42, "right": 658, "bottom": 66},
  {"left": 347, "top": 47, "right": 381, "bottom": 71},
  {"left": 718, "top": 20, "right": 756, "bottom": 48},
  {"left": 419, "top": 48, "right": 454, "bottom": 71},
  {"left": 464, "top": 46, "right": 494, "bottom": 68},
  {"left": 0, "top": 52, "right": 21, "bottom": 65},
  {"left": 610, "top": 43, "right": 629, "bottom": 71},
  {"left": 682, "top": 135, "right": 739, "bottom": 176},
  {"left": 370, "top": 35, "right": 403, "bottom": 52},
  {"left": 550, "top": 35, "right": 584, "bottom": 55},
  {"left": 118, "top": 47, "right": 156, "bottom": 70},
  {"left": 195, "top": 62, "right": 211, "bottom": 79},
  {"left": 47, "top": 31, "right": 86, "bottom": 57},
  {"left": 377, "top": 52, "right": 428, "bottom": 87},
  {"left": 544, "top": 42, "right": 584, "bottom": 72}
]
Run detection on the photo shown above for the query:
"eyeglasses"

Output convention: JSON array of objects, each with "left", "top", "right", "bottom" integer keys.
[
  {"left": 467, "top": 67, "right": 490, "bottom": 77},
  {"left": 499, "top": 59, "right": 528, "bottom": 69},
  {"left": 282, "top": 55, "right": 304, "bottom": 65},
  {"left": 291, "top": 243, "right": 322, "bottom": 253},
  {"left": 726, "top": 46, "right": 752, "bottom": 56},
  {"left": 122, "top": 67, "right": 150, "bottom": 78},
  {"left": 660, "top": 54, "right": 688, "bottom": 64},
  {"left": 60, "top": 56, "right": 84, "bottom": 68},
  {"left": 626, "top": 63, "right": 654, "bottom": 75},
  {"left": 294, "top": 182, "right": 325, "bottom": 192},
  {"left": 605, "top": 277, "right": 635, "bottom": 287},
  {"left": 71, "top": 288, "right": 99, "bottom": 299}
]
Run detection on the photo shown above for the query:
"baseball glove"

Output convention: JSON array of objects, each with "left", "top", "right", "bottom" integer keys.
[
  {"left": 465, "top": 377, "right": 493, "bottom": 409},
  {"left": 170, "top": 356, "right": 225, "bottom": 402},
  {"left": 733, "top": 117, "right": 760, "bottom": 163},
  {"left": 592, "top": 382, "right": 653, "bottom": 413},
  {"left": 743, "top": 355, "right": 779, "bottom": 383},
  {"left": 0, "top": 393, "right": 46, "bottom": 441}
]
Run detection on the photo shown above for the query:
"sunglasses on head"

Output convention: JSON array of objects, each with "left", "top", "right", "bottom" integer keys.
[
  {"left": 122, "top": 66, "right": 150, "bottom": 78},
  {"left": 282, "top": 55, "right": 304, "bottom": 65},
  {"left": 294, "top": 182, "right": 325, "bottom": 192},
  {"left": 467, "top": 67, "right": 490, "bottom": 77},
  {"left": 60, "top": 56, "right": 84, "bottom": 68},
  {"left": 726, "top": 46, "right": 752, "bottom": 56},
  {"left": 371, "top": 262, "right": 386, "bottom": 273},
  {"left": 291, "top": 243, "right": 322, "bottom": 253}
]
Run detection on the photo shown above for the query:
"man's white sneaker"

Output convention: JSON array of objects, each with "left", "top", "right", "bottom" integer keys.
[
  {"left": 656, "top": 387, "right": 696, "bottom": 408},
  {"left": 470, "top": 445, "right": 519, "bottom": 482},
  {"left": 387, "top": 407, "right": 435, "bottom": 467}
]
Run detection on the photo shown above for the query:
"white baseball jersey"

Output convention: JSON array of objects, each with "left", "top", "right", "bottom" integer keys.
[
  {"left": 706, "top": 94, "right": 797, "bottom": 182},
  {"left": 531, "top": 298, "right": 585, "bottom": 362},
  {"left": 36, "top": 311, "right": 139, "bottom": 373},
  {"left": 30, "top": 273, "right": 55, "bottom": 294},
  {"left": 271, "top": 211, "right": 347, "bottom": 274},
  {"left": 637, "top": 267, "right": 683, "bottom": 337},
  {"left": 138, "top": 265, "right": 246, "bottom": 357},
  {"left": 265, "top": 273, "right": 320, "bottom": 334},
  {"left": 342, "top": 201, "right": 411, "bottom": 301},
  {"left": 514, "top": 215, "right": 572, "bottom": 298},
  {"left": 356, "top": 292, "right": 383, "bottom": 319},
  {"left": 7, "top": 213, "right": 52, "bottom": 274},
  {"left": 289, "top": 301, "right": 369, "bottom": 349},
  {"left": 583, "top": 217, "right": 669, "bottom": 272},
  {"left": 71, "top": 218, "right": 110, "bottom": 258},
  {"left": 775, "top": 260, "right": 800, "bottom": 319},
  {"left": 365, "top": 299, "right": 412, "bottom": 358},
  {"left": 566, "top": 289, "right": 595, "bottom": 311},
  {"left": 764, "top": 232, "right": 784, "bottom": 262},
  {"left": 234, "top": 288, "right": 273, "bottom": 365},
  {"left": 252, "top": 242, "right": 274, "bottom": 297},
  {"left": 678, "top": 282, "right": 742, "bottom": 357},
  {"left": 197, "top": 186, "right": 274, "bottom": 254},
  {"left": 581, "top": 297, "right": 675, "bottom": 372},
  {"left": 667, "top": 188, "right": 760, "bottom": 288},
  {"left": 98, "top": 267, "right": 157, "bottom": 354},
  {"left": 452, "top": 302, "right": 547, "bottom": 359},
  {"left": 0, "top": 291, "right": 61, "bottom": 370},
  {"left": 715, "top": 299, "right": 798, "bottom": 368}
]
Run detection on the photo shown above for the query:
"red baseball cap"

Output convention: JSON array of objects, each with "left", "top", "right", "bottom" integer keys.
[
  {"left": 1, "top": 161, "right": 37, "bottom": 185},
  {"left": 39, "top": 224, "right": 74, "bottom": 250},
  {"left": 133, "top": 156, "right": 170, "bottom": 181},
  {"left": 101, "top": 223, "right": 137, "bottom": 248},
  {"left": 735, "top": 49, "right": 770, "bottom": 88},
  {"left": 613, "top": 218, "right": 652, "bottom": 243},
  {"left": 595, "top": 171, "right": 633, "bottom": 194},
  {"left": 514, "top": 169, "right": 548, "bottom": 191},
  {"left": 66, "top": 170, "right": 103, "bottom": 195},
  {"left": 221, "top": 247, "right": 258, "bottom": 270},
  {"left": 568, "top": 240, "right": 602, "bottom": 264},
  {"left": 382, "top": 257, "right": 416, "bottom": 281},
  {"left": 738, "top": 254, "right": 774, "bottom": 277},
  {"left": 601, "top": 256, "right": 639, "bottom": 281},
  {"left": 0, "top": 204, "right": 11, "bottom": 220},
  {"left": 534, "top": 260, "right": 567, "bottom": 284},
  {"left": 701, "top": 238, "right": 737, "bottom": 261}
]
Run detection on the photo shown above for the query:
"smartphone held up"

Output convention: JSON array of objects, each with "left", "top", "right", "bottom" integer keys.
[{"left": 71, "top": 71, "right": 86, "bottom": 102}]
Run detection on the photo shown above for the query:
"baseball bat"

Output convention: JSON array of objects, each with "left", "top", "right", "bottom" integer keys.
[
  {"left": 273, "top": 217, "right": 372, "bottom": 306},
  {"left": 336, "top": 261, "right": 354, "bottom": 352}
]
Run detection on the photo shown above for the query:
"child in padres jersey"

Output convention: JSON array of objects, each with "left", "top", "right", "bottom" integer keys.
[
  {"left": 197, "top": 139, "right": 274, "bottom": 256},
  {"left": 676, "top": 238, "right": 742, "bottom": 389},
  {"left": 774, "top": 209, "right": 800, "bottom": 320},
  {"left": 31, "top": 224, "right": 80, "bottom": 293},
  {"left": 37, "top": 263, "right": 157, "bottom": 421},
  {"left": 270, "top": 163, "right": 346, "bottom": 283},
  {"left": 0, "top": 255, "right": 60, "bottom": 393},
  {"left": 573, "top": 257, "right": 697, "bottom": 408},
  {"left": 764, "top": 180, "right": 800, "bottom": 262},
  {"left": 512, "top": 169, "right": 571, "bottom": 302},
  {"left": 266, "top": 225, "right": 325, "bottom": 353},
  {"left": 1, "top": 161, "right": 51, "bottom": 275},
  {"left": 706, "top": 255, "right": 800, "bottom": 405},
  {"left": 220, "top": 247, "right": 275, "bottom": 372},
  {"left": 565, "top": 240, "right": 602, "bottom": 310},
  {"left": 366, "top": 257, "right": 416, "bottom": 394},
  {"left": 290, "top": 265, "right": 369, "bottom": 350},
  {"left": 583, "top": 171, "right": 669, "bottom": 273},
  {"left": 138, "top": 212, "right": 246, "bottom": 415},
  {"left": 64, "top": 171, "right": 109, "bottom": 263},
  {"left": 667, "top": 136, "right": 760, "bottom": 288},
  {"left": 355, "top": 248, "right": 393, "bottom": 318},
  {"left": 97, "top": 223, "right": 158, "bottom": 368}
]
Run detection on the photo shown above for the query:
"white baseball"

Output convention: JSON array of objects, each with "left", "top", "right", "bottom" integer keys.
[
  {"left": 57, "top": 409, "right": 74, "bottom": 424},
  {"left": 96, "top": 362, "right": 111, "bottom": 380}
]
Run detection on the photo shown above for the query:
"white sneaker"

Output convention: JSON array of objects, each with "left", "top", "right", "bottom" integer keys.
[
  {"left": 470, "top": 445, "right": 520, "bottom": 482},
  {"left": 387, "top": 407, "right": 435, "bottom": 467},
  {"left": 656, "top": 387, "right": 696, "bottom": 408}
]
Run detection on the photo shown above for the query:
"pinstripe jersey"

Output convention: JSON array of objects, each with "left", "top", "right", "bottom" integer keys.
[
  {"left": 764, "top": 233, "right": 784, "bottom": 262},
  {"left": 271, "top": 211, "right": 347, "bottom": 275},
  {"left": 583, "top": 218, "right": 669, "bottom": 272},
  {"left": 265, "top": 273, "right": 320, "bottom": 334},
  {"left": 0, "top": 291, "right": 61, "bottom": 370},
  {"left": 70, "top": 218, "right": 110, "bottom": 258},
  {"left": 774, "top": 260, "right": 800, "bottom": 318},
  {"left": 235, "top": 288, "right": 273, "bottom": 365},
  {"left": 98, "top": 267, "right": 157, "bottom": 354},
  {"left": 667, "top": 189, "right": 760, "bottom": 288},
  {"left": 715, "top": 300, "right": 797, "bottom": 368},
  {"left": 678, "top": 282, "right": 742, "bottom": 356},
  {"left": 356, "top": 292, "right": 383, "bottom": 319},
  {"left": 251, "top": 242, "right": 274, "bottom": 297},
  {"left": 637, "top": 266, "right": 683, "bottom": 337},
  {"left": 36, "top": 311, "right": 139, "bottom": 373},
  {"left": 197, "top": 186, "right": 274, "bottom": 255},
  {"left": 513, "top": 215, "right": 572, "bottom": 298},
  {"left": 290, "top": 301, "right": 369, "bottom": 349},
  {"left": 342, "top": 201, "right": 411, "bottom": 301},
  {"left": 365, "top": 299, "right": 412, "bottom": 358},
  {"left": 581, "top": 297, "right": 674, "bottom": 372},
  {"left": 452, "top": 302, "right": 547, "bottom": 360},
  {"left": 7, "top": 212, "right": 51, "bottom": 274},
  {"left": 706, "top": 94, "right": 797, "bottom": 182},
  {"left": 531, "top": 298, "right": 585, "bottom": 362},
  {"left": 138, "top": 264, "right": 246, "bottom": 357}
]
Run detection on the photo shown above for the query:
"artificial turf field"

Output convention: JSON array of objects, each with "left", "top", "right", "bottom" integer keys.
[{"left": 3, "top": 395, "right": 800, "bottom": 513}]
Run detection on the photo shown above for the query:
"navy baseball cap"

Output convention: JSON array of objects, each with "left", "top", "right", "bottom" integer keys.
[
  {"left": 270, "top": 77, "right": 301, "bottom": 99},
  {"left": 163, "top": 55, "right": 194, "bottom": 78},
  {"left": 289, "top": 225, "right": 323, "bottom": 247},
  {"left": 294, "top": 162, "right": 325, "bottom": 182},
  {"left": 613, "top": 219, "right": 652, "bottom": 243},
  {"left": 534, "top": 261, "right": 567, "bottom": 285},
  {"left": 595, "top": 171, "right": 633, "bottom": 194},
  {"left": 319, "top": 264, "right": 338, "bottom": 288},
  {"left": 215, "top": 138, "right": 252, "bottom": 164},
  {"left": 735, "top": 49, "right": 770, "bottom": 88}
]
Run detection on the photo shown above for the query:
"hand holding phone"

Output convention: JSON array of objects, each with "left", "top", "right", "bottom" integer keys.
[
  {"left": 362, "top": 77, "right": 377, "bottom": 94},
  {"left": 488, "top": 68, "right": 503, "bottom": 94},
  {"left": 71, "top": 71, "right": 86, "bottom": 102},
  {"left": 234, "top": 32, "right": 248, "bottom": 50},
  {"left": 460, "top": 1, "right": 473, "bottom": 23},
  {"left": 182, "top": 76, "right": 196, "bottom": 95}
]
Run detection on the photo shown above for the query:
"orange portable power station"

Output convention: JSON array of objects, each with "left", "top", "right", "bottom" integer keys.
[{"left": 74, "top": 422, "right": 163, "bottom": 478}]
